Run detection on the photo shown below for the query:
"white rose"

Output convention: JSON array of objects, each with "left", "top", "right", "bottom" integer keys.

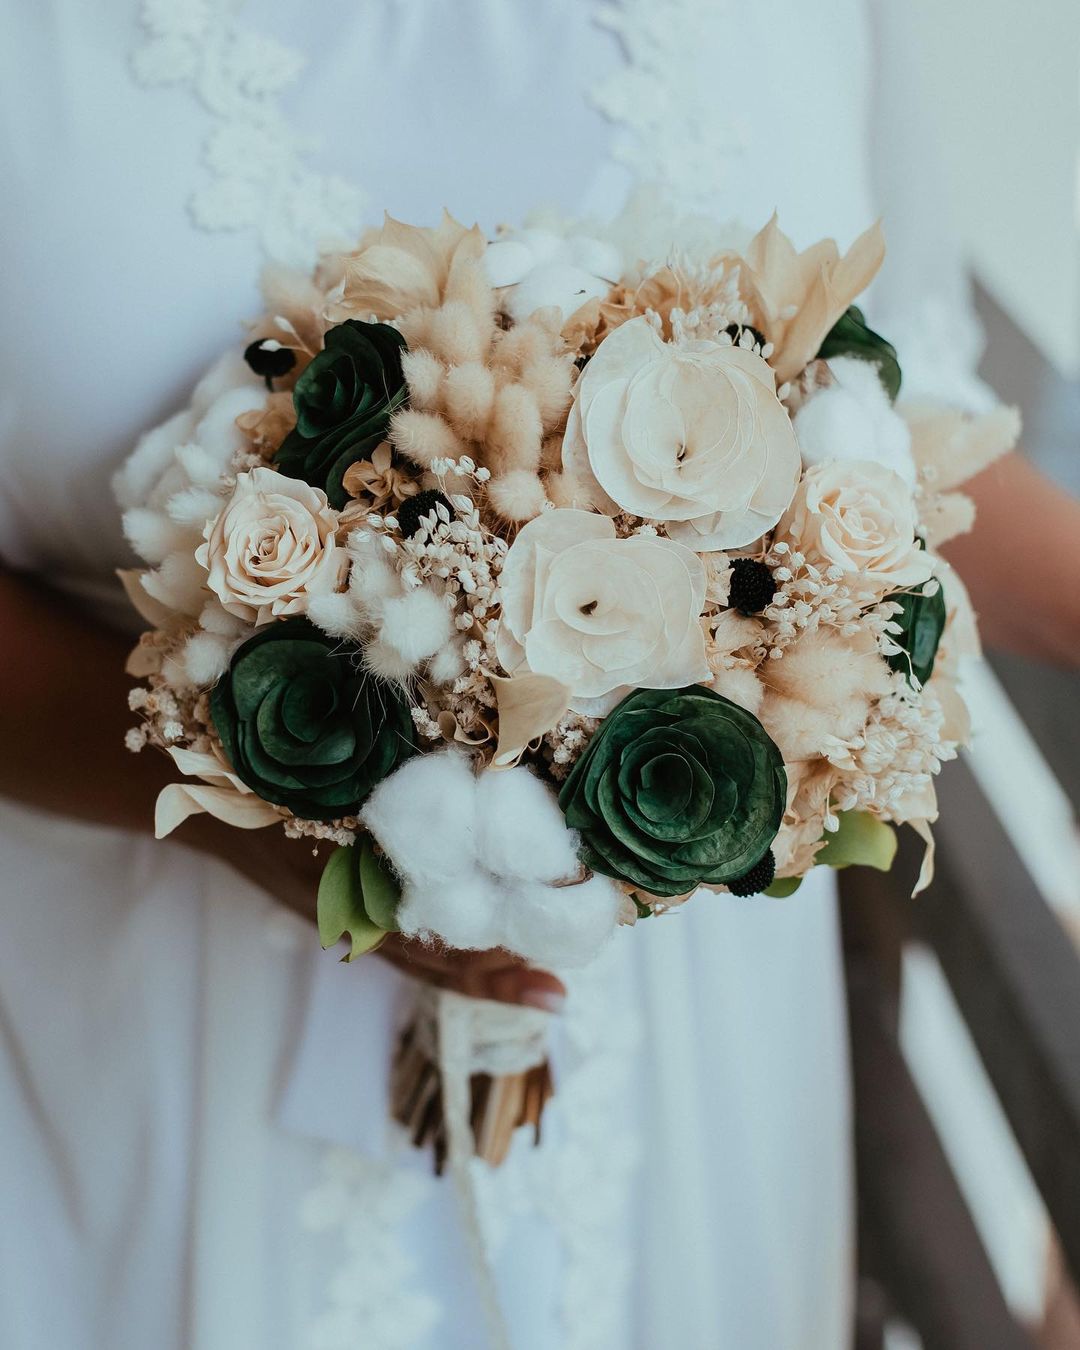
[
  {"left": 196, "top": 467, "right": 343, "bottom": 624},
  {"left": 562, "top": 316, "right": 801, "bottom": 550},
  {"left": 496, "top": 508, "right": 710, "bottom": 714},
  {"left": 795, "top": 356, "right": 916, "bottom": 485},
  {"left": 776, "top": 459, "right": 933, "bottom": 597}
]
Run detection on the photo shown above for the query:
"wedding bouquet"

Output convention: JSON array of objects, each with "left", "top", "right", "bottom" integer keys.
[{"left": 117, "top": 207, "right": 1019, "bottom": 975}]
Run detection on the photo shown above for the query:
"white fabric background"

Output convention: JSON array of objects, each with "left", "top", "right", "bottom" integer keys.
[{"left": 0, "top": 2, "right": 979, "bottom": 1347}]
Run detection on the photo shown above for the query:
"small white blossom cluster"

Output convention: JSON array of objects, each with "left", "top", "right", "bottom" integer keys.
[
  {"left": 827, "top": 677, "right": 958, "bottom": 820},
  {"left": 761, "top": 541, "right": 896, "bottom": 655}
]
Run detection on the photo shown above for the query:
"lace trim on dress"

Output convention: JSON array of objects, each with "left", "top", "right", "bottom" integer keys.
[
  {"left": 300, "top": 1148, "right": 442, "bottom": 1350},
  {"left": 131, "top": 0, "right": 363, "bottom": 268},
  {"left": 590, "top": 0, "right": 745, "bottom": 212}
]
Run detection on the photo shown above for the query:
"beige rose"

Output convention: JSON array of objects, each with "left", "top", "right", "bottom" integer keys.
[
  {"left": 496, "top": 508, "right": 709, "bottom": 715},
  {"left": 563, "top": 316, "right": 801, "bottom": 550},
  {"left": 196, "top": 467, "right": 343, "bottom": 624},
  {"left": 776, "top": 459, "right": 933, "bottom": 598}
]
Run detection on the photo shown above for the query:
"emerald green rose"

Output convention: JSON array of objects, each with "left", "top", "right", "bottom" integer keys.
[
  {"left": 818, "top": 305, "right": 902, "bottom": 402},
  {"left": 886, "top": 578, "right": 946, "bottom": 687},
  {"left": 274, "top": 319, "right": 408, "bottom": 508},
  {"left": 559, "top": 685, "right": 787, "bottom": 898},
  {"left": 210, "top": 618, "right": 415, "bottom": 820}
]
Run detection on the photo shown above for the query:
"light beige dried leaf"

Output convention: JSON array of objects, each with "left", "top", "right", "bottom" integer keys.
[
  {"left": 742, "top": 215, "right": 886, "bottom": 386},
  {"left": 341, "top": 211, "right": 487, "bottom": 320},
  {"left": 489, "top": 671, "right": 571, "bottom": 768},
  {"left": 906, "top": 404, "right": 1021, "bottom": 493}
]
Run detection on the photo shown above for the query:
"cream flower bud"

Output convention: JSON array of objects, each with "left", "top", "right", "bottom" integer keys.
[
  {"left": 496, "top": 508, "right": 710, "bottom": 715},
  {"left": 775, "top": 459, "right": 933, "bottom": 599},
  {"left": 562, "top": 316, "right": 801, "bottom": 549},
  {"left": 196, "top": 467, "right": 343, "bottom": 624}
]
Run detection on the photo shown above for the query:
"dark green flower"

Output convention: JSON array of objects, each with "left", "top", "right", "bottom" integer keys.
[
  {"left": 559, "top": 685, "right": 787, "bottom": 898},
  {"left": 886, "top": 578, "right": 946, "bottom": 687},
  {"left": 817, "top": 305, "right": 902, "bottom": 402},
  {"left": 274, "top": 319, "right": 408, "bottom": 508},
  {"left": 210, "top": 618, "right": 415, "bottom": 820}
]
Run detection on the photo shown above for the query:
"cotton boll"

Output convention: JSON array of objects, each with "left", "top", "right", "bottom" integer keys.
[
  {"left": 378, "top": 589, "right": 453, "bottom": 664},
  {"left": 504, "top": 263, "right": 612, "bottom": 325},
  {"left": 498, "top": 874, "right": 621, "bottom": 968},
  {"left": 484, "top": 239, "right": 534, "bottom": 288},
  {"left": 397, "top": 874, "right": 505, "bottom": 952},
  {"left": 796, "top": 357, "right": 915, "bottom": 486},
  {"left": 306, "top": 590, "right": 364, "bottom": 639},
  {"left": 564, "top": 235, "right": 622, "bottom": 281},
  {"left": 488, "top": 471, "right": 548, "bottom": 522},
  {"left": 361, "top": 752, "right": 479, "bottom": 885},
  {"left": 181, "top": 631, "right": 231, "bottom": 686},
  {"left": 475, "top": 766, "right": 582, "bottom": 884}
]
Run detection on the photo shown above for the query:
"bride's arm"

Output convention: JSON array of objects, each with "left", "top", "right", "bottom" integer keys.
[
  {"left": 943, "top": 452, "right": 1080, "bottom": 668},
  {"left": 0, "top": 567, "right": 564, "bottom": 1009}
]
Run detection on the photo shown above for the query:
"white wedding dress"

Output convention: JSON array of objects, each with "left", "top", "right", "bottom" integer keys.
[{"left": 0, "top": 4, "right": 987, "bottom": 1348}]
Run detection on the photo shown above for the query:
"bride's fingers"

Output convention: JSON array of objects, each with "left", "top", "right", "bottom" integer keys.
[{"left": 377, "top": 937, "right": 566, "bottom": 1011}]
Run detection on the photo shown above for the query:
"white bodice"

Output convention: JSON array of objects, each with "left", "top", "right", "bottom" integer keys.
[{"left": 0, "top": 0, "right": 875, "bottom": 608}]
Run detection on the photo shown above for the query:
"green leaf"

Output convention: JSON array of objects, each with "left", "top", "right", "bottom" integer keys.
[
  {"left": 886, "top": 580, "right": 947, "bottom": 688},
  {"left": 815, "top": 811, "right": 898, "bottom": 872},
  {"left": 357, "top": 837, "right": 401, "bottom": 932},
  {"left": 817, "top": 305, "right": 902, "bottom": 402},
  {"left": 764, "top": 876, "right": 803, "bottom": 898},
  {"left": 316, "top": 844, "right": 387, "bottom": 961}
]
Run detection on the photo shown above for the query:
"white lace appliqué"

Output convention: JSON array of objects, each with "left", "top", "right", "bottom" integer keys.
[
  {"left": 591, "top": 0, "right": 745, "bottom": 212},
  {"left": 131, "top": 0, "right": 363, "bottom": 267}
]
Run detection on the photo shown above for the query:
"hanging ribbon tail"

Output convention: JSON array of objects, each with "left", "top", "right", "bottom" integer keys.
[{"left": 390, "top": 985, "right": 555, "bottom": 1350}]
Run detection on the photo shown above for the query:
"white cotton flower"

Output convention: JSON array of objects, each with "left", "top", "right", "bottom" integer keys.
[
  {"left": 484, "top": 227, "right": 622, "bottom": 322},
  {"left": 496, "top": 508, "right": 710, "bottom": 715},
  {"left": 563, "top": 317, "right": 802, "bottom": 550},
  {"left": 361, "top": 752, "right": 621, "bottom": 967},
  {"left": 795, "top": 356, "right": 915, "bottom": 485}
]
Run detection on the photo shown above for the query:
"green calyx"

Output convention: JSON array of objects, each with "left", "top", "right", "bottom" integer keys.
[
  {"left": 274, "top": 319, "right": 408, "bottom": 507},
  {"left": 887, "top": 578, "right": 946, "bottom": 688},
  {"left": 817, "top": 305, "right": 902, "bottom": 402},
  {"left": 317, "top": 836, "right": 401, "bottom": 961},
  {"left": 559, "top": 685, "right": 787, "bottom": 898},
  {"left": 210, "top": 617, "right": 416, "bottom": 820}
]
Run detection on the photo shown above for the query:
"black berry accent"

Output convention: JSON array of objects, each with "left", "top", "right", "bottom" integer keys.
[
  {"left": 728, "top": 558, "right": 775, "bottom": 615},
  {"left": 244, "top": 339, "right": 297, "bottom": 389},
  {"left": 727, "top": 850, "right": 776, "bottom": 897},
  {"left": 397, "top": 489, "right": 454, "bottom": 537},
  {"left": 724, "top": 323, "right": 767, "bottom": 351},
  {"left": 574, "top": 353, "right": 592, "bottom": 372}
]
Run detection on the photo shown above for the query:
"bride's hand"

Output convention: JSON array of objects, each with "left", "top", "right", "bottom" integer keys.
[{"left": 376, "top": 934, "right": 566, "bottom": 1012}]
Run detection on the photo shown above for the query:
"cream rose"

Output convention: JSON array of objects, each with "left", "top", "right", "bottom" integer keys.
[
  {"left": 562, "top": 316, "right": 801, "bottom": 550},
  {"left": 496, "top": 508, "right": 710, "bottom": 714},
  {"left": 196, "top": 467, "right": 343, "bottom": 624},
  {"left": 776, "top": 459, "right": 933, "bottom": 597}
]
